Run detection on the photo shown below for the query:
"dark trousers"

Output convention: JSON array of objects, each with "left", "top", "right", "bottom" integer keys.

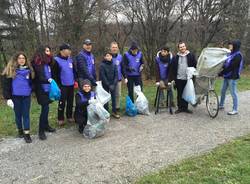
[
  {"left": 12, "top": 96, "right": 31, "bottom": 130},
  {"left": 127, "top": 76, "right": 143, "bottom": 102},
  {"left": 58, "top": 85, "right": 74, "bottom": 120},
  {"left": 103, "top": 84, "right": 117, "bottom": 113},
  {"left": 176, "top": 79, "right": 188, "bottom": 110},
  {"left": 39, "top": 104, "right": 49, "bottom": 131}
]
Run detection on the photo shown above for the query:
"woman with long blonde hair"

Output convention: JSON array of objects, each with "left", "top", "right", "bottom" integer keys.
[{"left": 2, "top": 52, "right": 35, "bottom": 143}]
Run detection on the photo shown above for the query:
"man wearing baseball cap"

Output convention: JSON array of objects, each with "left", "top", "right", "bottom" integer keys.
[{"left": 76, "top": 39, "right": 97, "bottom": 87}]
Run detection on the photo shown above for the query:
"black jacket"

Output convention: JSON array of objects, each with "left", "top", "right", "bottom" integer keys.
[
  {"left": 168, "top": 52, "right": 197, "bottom": 81},
  {"left": 99, "top": 59, "right": 118, "bottom": 89}
]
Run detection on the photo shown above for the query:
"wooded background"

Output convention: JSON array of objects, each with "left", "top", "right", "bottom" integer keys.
[{"left": 1, "top": 0, "right": 250, "bottom": 79}]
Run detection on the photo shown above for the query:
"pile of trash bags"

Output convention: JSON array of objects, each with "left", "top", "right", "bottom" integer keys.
[
  {"left": 49, "top": 79, "right": 61, "bottom": 101},
  {"left": 83, "top": 81, "right": 111, "bottom": 139},
  {"left": 134, "top": 85, "right": 150, "bottom": 115}
]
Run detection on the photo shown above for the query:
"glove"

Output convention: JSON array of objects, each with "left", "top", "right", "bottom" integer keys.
[
  {"left": 48, "top": 78, "right": 53, "bottom": 83},
  {"left": 109, "top": 84, "right": 115, "bottom": 91},
  {"left": 155, "top": 82, "right": 160, "bottom": 86},
  {"left": 7, "top": 99, "right": 14, "bottom": 109},
  {"left": 139, "top": 65, "right": 144, "bottom": 72},
  {"left": 124, "top": 78, "right": 128, "bottom": 84}
]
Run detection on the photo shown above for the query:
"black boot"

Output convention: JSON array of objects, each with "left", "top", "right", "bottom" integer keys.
[
  {"left": 45, "top": 125, "right": 56, "bottom": 133},
  {"left": 39, "top": 130, "right": 47, "bottom": 140},
  {"left": 23, "top": 133, "right": 32, "bottom": 143},
  {"left": 78, "top": 125, "right": 84, "bottom": 134},
  {"left": 17, "top": 129, "right": 24, "bottom": 138}
]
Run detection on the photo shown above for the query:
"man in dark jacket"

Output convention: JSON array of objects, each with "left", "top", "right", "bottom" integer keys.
[
  {"left": 75, "top": 39, "right": 97, "bottom": 87},
  {"left": 123, "top": 42, "right": 144, "bottom": 102},
  {"left": 169, "top": 41, "right": 197, "bottom": 114},
  {"left": 99, "top": 51, "right": 120, "bottom": 119},
  {"left": 219, "top": 40, "right": 244, "bottom": 115}
]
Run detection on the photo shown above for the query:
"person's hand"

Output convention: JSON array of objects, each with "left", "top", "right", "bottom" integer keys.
[
  {"left": 155, "top": 82, "right": 160, "bottom": 86},
  {"left": 109, "top": 84, "right": 115, "bottom": 91},
  {"left": 48, "top": 78, "right": 53, "bottom": 83},
  {"left": 7, "top": 99, "right": 14, "bottom": 109},
  {"left": 139, "top": 65, "right": 144, "bottom": 72},
  {"left": 124, "top": 78, "right": 128, "bottom": 84}
]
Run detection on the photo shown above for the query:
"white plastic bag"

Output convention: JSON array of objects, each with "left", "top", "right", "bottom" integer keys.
[
  {"left": 134, "top": 85, "right": 150, "bottom": 115},
  {"left": 95, "top": 81, "right": 111, "bottom": 105},
  {"left": 182, "top": 79, "right": 196, "bottom": 105},
  {"left": 83, "top": 102, "right": 110, "bottom": 139}
]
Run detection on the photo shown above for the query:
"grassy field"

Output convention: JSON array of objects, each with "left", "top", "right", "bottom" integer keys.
[
  {"left": 135, "top": 134, "right": 250, "bottom": 184},
  {"left": 0, "top": 70, "right": 250, "bottom": 137}
]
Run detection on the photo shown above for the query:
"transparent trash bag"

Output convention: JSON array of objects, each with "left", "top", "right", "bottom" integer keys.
[
  {"left": 83, "top": 102, "right": 110, "bottom": 139},
  {"left": 125, "top": 96, "right": 137, "bottom": 117},
  {"left": 95, "top": 81, "right": 111, "bottom": 105},
  {"left": 134, "top": 85, "right": 150, "bottom": 115},
  {"left": 182, "top": 78, "right": 196, "bottom": 105},
  {"left": 49, "top": 79, "right": 61, "bottom": 101}
]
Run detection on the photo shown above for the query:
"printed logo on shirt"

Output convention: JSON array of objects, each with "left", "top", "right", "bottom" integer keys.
[
  {"left": 92, "top": 59, "right": 95, "bottom": 65},
  {"left": 69, "top": 63, "right": 73, "bottom": 68},
  {"left": 136, "top": 58, "right": 140, "bottom": 62},
  {"left": 48, "top": 66, "right": 51, "bottom": 73},
  {"left": 26, "top": 74, "right": 30, "bottom": 79},
  {"left": 164, "top": 64, "right": 168, "bottom": 67},
  {"left": 116, "top": 60, "right": 120, "bottom": 65}
]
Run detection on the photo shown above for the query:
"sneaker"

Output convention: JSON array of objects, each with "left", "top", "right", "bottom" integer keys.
[
  {"left": 219, "top": 106, "right": 224, "bottom": 110},
  {"left": 17, "top": 129, "right": 24, "bottom": 138},
  {"left": 23, "top": 134, "right": 32, "bottom": 143},
  {"left": 184, "top": 109, "right": 193, "bottom": 114},
  {"left": 45, "top": 125, "right": 56, "bottom": 133},
  {"left": 67, "top": 118, "right": 75, "bottom": 123},
  {"left": 39, "top": 131, "right": 47, "bottom": 140},
  {"left": 58, "top": 120, "right": 65, "bottom": 126},
  {"left": 112, "top": 112, "right": 120, "bottom": 119},
  {"left": 227, "top": 110, "right": 238, "bottom": 115}
]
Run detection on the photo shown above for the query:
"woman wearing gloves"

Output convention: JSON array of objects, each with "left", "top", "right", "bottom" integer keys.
[
  {"left": 74, "top": 79, "right": 96, "bottom": 134},
  {"left": 32, "top": 46, "right": 56, "bottom": 140},
  {"left": 2, "top": 52, "right": 34, "bottom": 143},
  {"left": 99, "top": 51, "right": 120, "bottom": 119}
]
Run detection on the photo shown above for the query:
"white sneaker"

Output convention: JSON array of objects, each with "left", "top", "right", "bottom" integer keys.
[{"left": 227, "top": 110, "right": 238, "bottom": 115}]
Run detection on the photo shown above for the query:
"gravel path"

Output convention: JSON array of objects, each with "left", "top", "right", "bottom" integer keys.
[{"left": 1, "top": 91, "right": 250, "bottom": 184}]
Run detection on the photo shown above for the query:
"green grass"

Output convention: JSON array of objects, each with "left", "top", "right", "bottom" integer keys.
[
  {"left": 0, "top": 70, "right": 250, "bottom": 137},
  {"left": 135, "top": 135, "right": 250, "bottom": 184}
]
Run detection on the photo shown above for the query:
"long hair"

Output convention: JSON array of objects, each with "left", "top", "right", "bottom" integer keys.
[
  {"left": 2, "top": 52, "right": 35, "bottom": 79},
  {"left": 32, "top": 45, "right": 52, "bottom": 65}
]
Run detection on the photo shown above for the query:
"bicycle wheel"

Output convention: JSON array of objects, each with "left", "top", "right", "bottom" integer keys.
[{"left": 206, "top": 90, "right": 219, "bottom": 118}]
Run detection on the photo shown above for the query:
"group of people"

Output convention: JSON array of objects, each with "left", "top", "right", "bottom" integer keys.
[{"left": 1, "top": 39, "right": 243, "bottom": 144}]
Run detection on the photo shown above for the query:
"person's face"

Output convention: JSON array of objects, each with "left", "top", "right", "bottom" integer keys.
[
  {"left": 228, "top": 44, "right": 233, "bottom": 51},
  {"left": 161, "top": 50, "right": 169, "bottom": 56},
  {"left": 45, "top": 47, "right": 51, "bottom": 56},
  {"left": 178, "top": 43, "right": 187, "bottom": 53},
  {"left": 83, "top": 84, "right": 91, "bottom": 92},
  {"left": 104, "top": 53, "right": 112, "bottom": 61},
  {"left": 60, "top": 49, "right": 71, "bottom": 57},
  {"left": 17, "top": 54, "right": 26, "bottom": 66},
  {"left": 131, "top": 49, "right": 138, "bottom": 55},
  {"left": 83, "top": 44, "right": 92, "bottom": 52},
  {"left": 110, "top": 43, "right": 119, "bottom": 54}
]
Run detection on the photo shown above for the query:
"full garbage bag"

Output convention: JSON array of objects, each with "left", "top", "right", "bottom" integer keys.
[
  {"left": 182, "top": 67, "right": 197, "bottom": 105},
  {"left": 83, "top": 102, "right": 110, "bottom": 139},
  {"left": 49, "top": 79, "right": 61, "bottom": 101},
  {"left": 134, "top": 85, "right": 150, "bottom": 115},
  {"left": 125, "top": 96, "right": 137, "bottom": 117},
  {"left": 95, "top": 81, "right": 111, "bottom": 105}
]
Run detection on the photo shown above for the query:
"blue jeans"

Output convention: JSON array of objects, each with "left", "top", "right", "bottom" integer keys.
[
  {"left": 39, "top": 104, "right": 49, "bottom": 130},
  {"left": 12, "top": 96, "right": 31, "bottom": 130},
  {"left": 219, "top": 79, "right": 238, "bottom": 111}
]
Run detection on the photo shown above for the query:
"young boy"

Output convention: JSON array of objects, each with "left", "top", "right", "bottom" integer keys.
[
  {"left": 74, "top": 79, "right": 96, "bottom": 134},
  {"left": 99, "top": 51, "right": 120, "bottom": 119},
  {"left": 54, "top": 43, "right": 76, "bottom": 126}
]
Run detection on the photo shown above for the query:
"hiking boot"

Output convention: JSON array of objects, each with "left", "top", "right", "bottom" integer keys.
[
  {"left": 45, "top": 126, "right": 56, "bottom": 133},
  {"left": 58, "top": 120, "right": 65, "bottom": 126},
  {"left": 112, "top": 112, "right": 120, "bottom": 119},
  {"left": 23, "top": 133, "right": 32, "bottom": 143},
  {"left": 184, "top": 109, "right": 193, "bottom": 114},
  {"left": 39, "top": 130, "right": 47, "bottom": 140},
  {"left": 17, "top": 129, "right": 24, "bottom": 138},
  {"left": 227, "top": 110, "right": 238, "bottom": 115}
]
